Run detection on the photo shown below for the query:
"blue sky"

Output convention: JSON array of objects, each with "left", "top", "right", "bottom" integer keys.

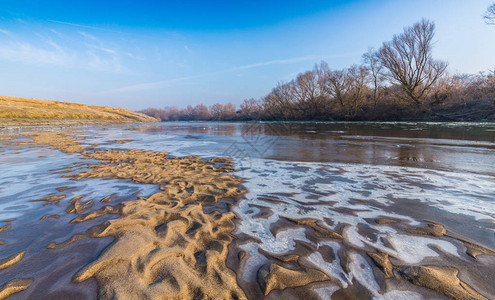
[{"left": 1, "top": 0, "right": 494, "bottom": 110}]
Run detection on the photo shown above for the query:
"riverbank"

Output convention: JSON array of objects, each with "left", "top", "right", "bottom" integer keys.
[
  {"left": 0, "top": 96, "right": 157, "bottom": 128},
  {"left": 140, "top": 97, "right": 495, "bottom": 123}
]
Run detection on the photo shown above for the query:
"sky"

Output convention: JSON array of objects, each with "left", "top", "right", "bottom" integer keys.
[{"left": 0, "top": 0, "right": 494, "bottom": 110}]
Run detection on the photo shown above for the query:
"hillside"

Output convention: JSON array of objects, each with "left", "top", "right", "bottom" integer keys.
[{"left": 0, "top": 96, "right": 157, "bottom": 125}]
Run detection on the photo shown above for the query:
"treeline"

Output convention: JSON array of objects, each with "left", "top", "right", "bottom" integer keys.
[{"left": 141, "top": 19, "right": 495, "bottom": 122}]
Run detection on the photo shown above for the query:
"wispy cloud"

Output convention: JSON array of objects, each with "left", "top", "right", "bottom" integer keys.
[
  {"left": 184, "top": 45, "right": 192, "bottom": 54},
  {"left": 47, "top": 20, "right": 127, "bottom": 34},
  {"left": 0, "top": 41, "right": 68, "bottom": 66},
  {"left": 0, "top": 28, "right": 127, "bottom": 73},
  {"left": 97, "top": 55, "right": 328, "bottom": 94},
  {"left": 235, "top": 55, "right": 325, "bottom": 70},
  {"left": 0, "top": 28, "right": 13, "bottom": 37},
  {"left": 79, "top": 31, "right": 98, "bottom": 41},
  {"left": 125, "top": 52, "right": 145, "bottom": 61},
  {"left": 49, "top": 28, "right": 63, "bottom": 37},
  {"left": 97, "top": 75, "right": 202, "bottom": 94}
]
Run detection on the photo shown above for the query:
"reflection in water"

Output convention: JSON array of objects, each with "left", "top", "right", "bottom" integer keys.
[
  {"left": 122, "top": 121, "right": 495, "bottom": 175},
  {"left": 132, "top": 122, "right": 239, "bottom": 136}
]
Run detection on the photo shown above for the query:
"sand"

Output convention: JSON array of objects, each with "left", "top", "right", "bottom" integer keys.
[
  {"left": 12, "top": 132, "right": 247, "bottom": 299},
  {"left": 0, "top": 279, "right": 33, "bottom": 299},
  {"left": 0, "top": 130, "right": 494, "bottom": 299}
]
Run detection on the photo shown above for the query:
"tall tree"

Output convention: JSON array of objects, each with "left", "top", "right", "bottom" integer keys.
[
  {"left": 485, "top": 3, "right": 495, "bottom": 24},
  {"left": 362, "top": 48, "right": 385, "bottom": 110},
  {"left": 293, "top": 70, "right": 324, "bottom": 119},
  {"left": 325, "top": 66, "right": 368, "bottom": 118},
  {"left": 222, "top": 102, "right": 237, "bottom": 120},
  {"left": 210, "top": 103, "right": 224, "bottom": 120},
  {"left": 262, "top": 82, "right": 297, "bottom": 119},
  {"left": 240, "top": 98, "right": 262, "bottom": 120},
  {"left": 377, "top": 19, "right": 447, "bottom": 104},
  {"left": 346, "top": 65, "right": 369, "bottom": 117},
  {"left": 192, "top": 104, "right": 211, "bottom": 120}
]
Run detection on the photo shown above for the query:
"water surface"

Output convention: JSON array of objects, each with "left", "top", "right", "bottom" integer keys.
[{"left": 1, "top": 121, "right": 494, "bottom": 299}]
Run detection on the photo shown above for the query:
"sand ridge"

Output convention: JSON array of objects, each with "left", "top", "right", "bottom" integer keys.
[
  {"left": 19, "top": 131, "right": 247, "bottom": 299},
  {"left": 0, "top": 279, "right": 33, "bottom": 300}
]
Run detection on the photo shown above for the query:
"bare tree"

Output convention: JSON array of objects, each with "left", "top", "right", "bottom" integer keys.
[
  {"left": 222, "top": 102, "right": 237, "bottom": 120},
  {"left": 293, "top": 70, "right": 324, "bottom": 118},
  {"left": 325, "top": 66, "right": 369, "bottom": 118},
  {"left": 240, "top": 98, "right": 262, "bottom": 119},
  {"left": 377, "top": 19, "right": 448, "bottom": 104},
  {"left": 347, "top": 65, "right": 369, "bottom": 117},
  {"left": 485, "top": 3, "right": 495, "bottom": 24},
  {"left": 362, "top": 48, "right": 385, "bottom": 109},
  {"left": 326, "top": 69, "right": 350, "bottom": 109},
  {"left": 262, "top": 82, "right": 297, "bottom": 119},
  {"left": 210, "top": 103, "right": 224, "bottom": 120},
  {"left": 192, "top": 104, "right": 211, "bottom": 120},
  {"left": 184, "top": 105, "right": 194, "bottom": 120}
]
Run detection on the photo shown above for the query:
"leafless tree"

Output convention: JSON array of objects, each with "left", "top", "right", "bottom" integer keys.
[
  {"left": 209, "top": 103, "right": 237, "bottom": 120},
  {"left": 485, "top": 3, "right": 495, "bottom": 24},
  {"left": 262, "top": 82, "right": 297, "bottom": 119},
  {"left": 210, "top": 103, "right": 224, "bottom": 120},
  {"left": 192, "top": 104, "right": 211, "bottom": 120},
  {"left": 222, "top": 102, "right": 237, "bottom": 120},
  {"left": 377, "top": 19, "right": 448, "bottom": 105},
  {"left": 347, "top": 65, "right": 370, "bottom": 117},
  {"left": 326, "top": 68, "right": 351, "bottom": 109},
  {"left": 184, "top": 105, "right": 194, "bottom": 119},
  {"left": 325, "top": 66, "right": 369, "bottom": 118},
  {"left": 293, "top": 70, "right": 325, "bottom": 118},
  {"left": 240, "top": 98, "right": 262, "bottom": 119},
  {"left": 362, "top": 48, "right": 385, "bottom": 109}
]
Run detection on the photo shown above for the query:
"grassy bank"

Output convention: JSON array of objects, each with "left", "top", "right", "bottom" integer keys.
[{"left": 0, "top": 96, "right": 157, "bottom": 126}]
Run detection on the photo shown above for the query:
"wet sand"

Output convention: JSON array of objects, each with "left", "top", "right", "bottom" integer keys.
[
  {"left": 0, "top": 124, "right": 495, "bottom": 299},
  {"left": 1, "top": 132, "right": 246, "bottom": 299}
]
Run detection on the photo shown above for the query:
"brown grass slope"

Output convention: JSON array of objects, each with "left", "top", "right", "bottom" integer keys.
[{"left": 0, "top": 96, "right": 157, "bottom": 124}]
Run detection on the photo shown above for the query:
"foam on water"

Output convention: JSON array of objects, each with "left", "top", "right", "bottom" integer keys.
[
  {"left": 348, "top": 252, "right": 425, "bottom": 300},
  {"left": 233, "top": 157, "right": 495, "bottom": 296},
  {"left": 305, "top": 241, "right": 351, "bottom": 287}
]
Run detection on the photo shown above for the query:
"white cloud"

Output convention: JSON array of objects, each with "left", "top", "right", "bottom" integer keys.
[
  {"left": 0, "top": 28, "right": 13, "bottom": 37},
  {"left": 49, "top": 28, "right": 63, "bottom": 37},
  {"left": 79, "top": 31, "right": 98, "bottom": 41},
  {"left": 0, "top": 40, "right": 126, "bottom": 73},
  {"left": 0, "top": 27, "right": 128, "bottom": 73},
  {"left": 125, "top": 52, "right": 145, "bottom": 61},
  {"left": 47, "top": 20, "right": 126, "bottom": 35},
  {"left": 0, "top": 41, "right": 68, "bottom": 66}
]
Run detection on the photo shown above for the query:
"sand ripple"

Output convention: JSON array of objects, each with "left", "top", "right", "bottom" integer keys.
[{"left": 6, "top": 132, "right": 247, "bottom": 299}]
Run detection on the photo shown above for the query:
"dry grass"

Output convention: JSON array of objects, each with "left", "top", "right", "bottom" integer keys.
[{"left": 0, "top": 96, "right": 157, "bottom": 123}]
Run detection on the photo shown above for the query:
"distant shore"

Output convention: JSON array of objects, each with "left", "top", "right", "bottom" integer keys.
[{"left": 140, "top": 97, "right": 495, "bottom": 123}]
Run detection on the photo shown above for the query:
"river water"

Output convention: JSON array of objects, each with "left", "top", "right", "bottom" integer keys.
[{"left": 1, "top": 121, "right": 495, "bottom": 299}]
